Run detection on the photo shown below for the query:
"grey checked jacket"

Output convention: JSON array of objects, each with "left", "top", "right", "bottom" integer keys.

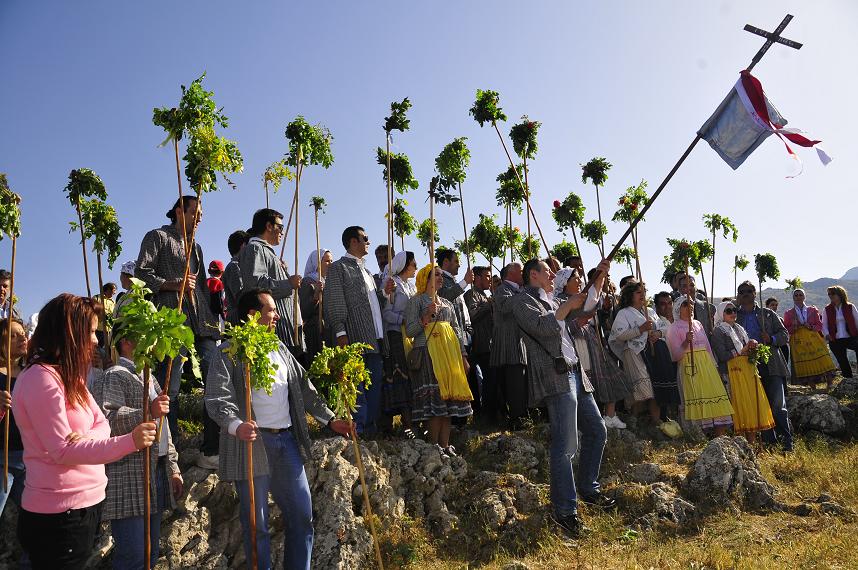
[
  {"left": 94, "top": 359, "right": 179, "bottom": 521},
  {"left": 204, "top": 341, "right": 334, "bottom": 481},
  {"left": 490, "top": 281, "right": 527, "bottom": 367},
  {"left": 135, "top": 224, "right": 219, "bottom": 338},
  {"left": 736, "top": 305, "right": 790, "bottom": 378},
  {"left": 512, "top": 286, "right": 594, "bottom": 408},
  {"left": 239, "top": 238, "right": 305, "bottom": 352},
  {"left": 324, "top": 256, "right": 385, "bottom": 353}
]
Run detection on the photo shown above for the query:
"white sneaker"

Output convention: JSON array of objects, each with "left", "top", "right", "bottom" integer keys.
[
  {"left": 604, "top": 415, "right": 626, "bottom": 429},
  {"left": 612, "top": 416, "right": 627, "bottom": 429},
  {"left": 196, "top": 454, "right": 219, "bottom": 470}
]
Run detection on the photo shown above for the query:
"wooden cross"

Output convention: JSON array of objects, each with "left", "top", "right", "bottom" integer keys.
[{"left": 744, "top": 14, "right": 803, "bottom": 71}]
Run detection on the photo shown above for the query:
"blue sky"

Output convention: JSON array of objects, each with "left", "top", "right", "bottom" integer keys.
[{"left": 1, "top": 1, "right": 855, "bottom": 317}]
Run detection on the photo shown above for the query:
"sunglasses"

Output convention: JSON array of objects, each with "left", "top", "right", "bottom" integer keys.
[
  {"left": 359, "top": 235, "right": 370, "bottom": 243},
  {"left": 724, "top": 307, "right": 736, "bottom": 314},
  {"left": 737, "top": 288, "right": 754, "bottom": 295}
]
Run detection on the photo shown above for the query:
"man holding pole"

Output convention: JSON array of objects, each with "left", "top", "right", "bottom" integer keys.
[
  {"left": 135, "top": 195, "right": 221, "bottom": 468},
  {"left": 240, "top": 209, "right": 305, "bottom": 361},
  {"left": 205, "top": 288, "right": 351, "bottom": 570},
  {"left": 324, "top": 226, "right": 395, "bottom": 434}
]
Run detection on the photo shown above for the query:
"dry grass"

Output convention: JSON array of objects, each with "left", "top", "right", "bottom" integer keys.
[{"left": 382, "top": 437, "right": 858, "bottom": 569}]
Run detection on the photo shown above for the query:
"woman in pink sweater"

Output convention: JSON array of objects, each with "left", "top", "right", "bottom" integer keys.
[{"left": 12, "top": 294, "right": 156, "bottom": 569}]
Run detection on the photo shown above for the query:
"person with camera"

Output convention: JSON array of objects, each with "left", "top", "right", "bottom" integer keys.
[{"left": 512, "top": 257, "right": 612, "bottom": 539}]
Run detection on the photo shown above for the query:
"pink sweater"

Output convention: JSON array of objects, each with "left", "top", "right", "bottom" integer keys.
[{"left": 12, "top": 364, "right": 138, "bottom": 513}]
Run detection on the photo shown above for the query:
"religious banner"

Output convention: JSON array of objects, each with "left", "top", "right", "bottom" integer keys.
[{"left": 698, "top": 70, "right": 831, "bottom": 170}]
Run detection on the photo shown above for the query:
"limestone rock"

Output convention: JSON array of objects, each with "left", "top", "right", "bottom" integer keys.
[
  {"left": 649, "top": 482, "right": 696, "bottom": 524},
  {"left": 831, "top": 378, "right": 858, "bottom": 400},
  {"left": 628, "top": 462, "right": 663, "bottom": 484},
  {"left": 788, "top": 394, "right": 846, "bottom": 435},
  {"left": 683, "top": 436, "right": 777, "bottom": 511}
]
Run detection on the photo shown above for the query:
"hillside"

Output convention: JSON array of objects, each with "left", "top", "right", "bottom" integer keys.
[{"left": 759, "top": 276, "right": 858, "bottom": 316}]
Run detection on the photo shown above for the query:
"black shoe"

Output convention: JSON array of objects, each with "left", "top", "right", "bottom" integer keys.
[
  {"left": 553, "top": 513, "right": 589, "bottom": 539},
  {"left": 581, "top": 493, "right": 617, "bottom": 509}
]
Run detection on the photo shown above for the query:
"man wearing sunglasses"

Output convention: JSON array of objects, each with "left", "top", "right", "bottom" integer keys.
[
  {"left": 240, "top": 208, "right": 305, "bottom": 360},
  {"left": 325, "top": 226, "right": 396, "bottom": 434},
  {"left": 735, "top": 280, "right": 793, "bottom": 452}
]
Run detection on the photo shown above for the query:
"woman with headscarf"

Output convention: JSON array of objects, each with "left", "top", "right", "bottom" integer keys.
[
  {"left": 784, "top": 288, "right": 837, "bottom": 389},
  {"left": 300, "top": 248, "right": 333, "bottom": 364},
  {"left": 666, "top": 295, "right": 734, "bottom": 436},
  {"left": 405, "top": 264, "right": 472, "bottom": 456},
  {"left": 711, "top": 301, "right": 774, "bottom": 443},
  {"left": 554, "top": 268, "right": 632, "bottom": 430},
  {"left": 381, "top": 251, "right": 418, "bottom": 437},
  {"left": 609, "top": 282, "right": 662, "bottom": 426}
]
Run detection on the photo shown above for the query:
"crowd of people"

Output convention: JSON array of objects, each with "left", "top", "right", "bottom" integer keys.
[{"left": 0, "top": 195, "right": 853, "bottom": 568}]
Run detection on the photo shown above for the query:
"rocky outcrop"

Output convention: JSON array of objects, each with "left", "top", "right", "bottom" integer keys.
[
  {"left": 683, "top": 436, "right": 777, "bottom": 512},
  {"left": 788, "top": 393, "right": 847, "bottom": 435}
]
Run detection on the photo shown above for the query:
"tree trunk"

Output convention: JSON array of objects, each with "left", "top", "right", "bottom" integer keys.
[
  {"left": 457, "top": 182, "right": 471, "bottom": 272},
  {"left": 76, "top": 200, "right": 91, "bottom": 297},
  {"left": 523, "top": 155, "right": 533, "bottom": 258},
  {"left": 3, "top": 236, "right": 15, "bottom": 493},
  {"left": 142, "top": 365, "right": 152, "bottom": 570},
  {"left": 293, "top": 154, "right": 303, "bottom": 347},
  {"left": 244, "top": 362, "right": 258, "bottom": 570},
  {"left": 594, "top": 182, "right": 605, "bottom": 256},
  {"left": 710, "top": 228, "right": 716, "bottom": 306}
]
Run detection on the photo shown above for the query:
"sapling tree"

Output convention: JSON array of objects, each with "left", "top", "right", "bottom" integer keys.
[
  {"left": 703, "top": 213, "right": 739, "bottom": 305},
  {"left": 470, "top": 90, "right": 546, "bottom": 254},
  {"left": 509, "top": 115, "right": 548, "bottom": 256},
  {"left": 382, "top": 98, "right": 413, "bottom": 273},
  {"left": 310, "top": 196, "right": 327, "bottom": 334},
  {"left": 734, "top": 254, "right": 750, "bottom": 296},
  {"left": 64, "top": 168, "right": 107, "bottom": 297},
  {"left": 391, "top": 198, "right": 417, "bottom": 251},
  {"left": 550, "top": 240, "right": 579, "bottom": 265},
  {"left": 282, "top": 116, "right": 334, "bottom": 342},
  {"left": 754, "top": 253, "right": 781, "bottom": 313},
  {"left": 581, "top": 157, "right": 612, "bottom": 255},
  {"left": 220, "top": 312, "right": 281, "bottom": 570},
  {"left": 417, "top": 218, "right": 439, "bottom": 255},
  {"left": 469, "top": 214, "right": 505, "bottom": 272},
  {"left": 0, "top": 173, "right": 20, "bottom": 493},
  {"left": 262, "top": 158, "right": 294, "bottom": 210},
  {"left": 308, "top": 343, "right": 383, "bottom": 569},
  {"left": 495, "top": 164, "right": 526, "bottom": 263},
  {"left": 552, "top": 192, "right": 586, "bottom": 268},
  {"left": 113, "top": 279, "right": 196, "bottom": 570},
  {"left": 434, "top": 137, "right": 472, "bottom": 270},
  {"left": 71, "top": 198, "right": 122, "bottom": 297},
  {"left": 516, "top": 235, "right": 541, "bottom": 262},
  {"left": 613, "top": 245, "right": 637, "bottom": 276},
  {"left": 581, "top": 220, "right": 608, "bottom": 258},
  {"left": 612, "top": 181, "right": 648, "bottom": 280},
  {"left": 152, "top": 74, "right": 243, "bottom": 407},
  {"left": 785, "top": 277, "right": 803, "bottom": 291}
]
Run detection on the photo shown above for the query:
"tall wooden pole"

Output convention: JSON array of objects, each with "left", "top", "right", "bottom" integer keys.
[
  {"left": 279, "top": 185, "right": 299, "bottom": 262},
  {"left": 293, "top": 154, "right": 303, "bottom": 347},
  {"left": 710, "top": 228, "right": 717, "bottom": 306},
  {"left": 457, "top": 182, "right": 471, "bottom": 272},
  {"left": 593, "top": 182, "right": 605, "bottom": 256},
  {"left": 429, "top": 196, "right": 437, "bottom": 302},
  {"left": 492, "top": 122, "right": 549, "bottom": 255},
  {"left": 75, "top": 199, "right": 92, "bottom": 298},
  {"left": 522, "top": 155, "right": 533, "bottom": 259},
  {"left": 349, "top": 416, "right": 383, "bottom": 569},
  {"left": 3, "top": 236, "right": 16, "bottom": 492},
  {"left": 264, "top": 180, "right": 270, "bottom": 209},
  {"left": 685, "top": 253, "right": 695, "bottom": 375},
  {"left": 142, "top": 365, "right": 152, "bottom": 570},
  {"left": 244, "top": 362, "right": 259, "bottom": 570},
  {"left": 314, "top": 206, "right": 323, "bottom": 336},
  {"left": 386, "top": 134, "right": 394, "bottom": 280}
]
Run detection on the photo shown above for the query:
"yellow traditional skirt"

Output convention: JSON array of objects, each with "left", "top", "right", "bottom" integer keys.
[
  {"left": 727, "top": 356, "right": 775, "bottom": 435},
  {"left": 425, "top": 321, "right": 473, "bottom": 401},
  {"left": 680, "top": 349, "right": 734, "bottom": 425},
  {"left": 790, "top": 326, "right": 837, "bottom": 383}
]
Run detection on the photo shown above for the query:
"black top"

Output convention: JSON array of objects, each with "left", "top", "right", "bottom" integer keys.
[{"left": 2, "top": 372, "right": 22, "bottom": 451}]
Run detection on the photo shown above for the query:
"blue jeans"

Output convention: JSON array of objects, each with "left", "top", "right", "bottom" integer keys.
[
  {"left": 156, "top": 335, "right": 219, "bottom": 455},
  {"left": 354, "top": 352, "right": 384, "bottom": 434},
  {"left": 236, "top": 430, "right": 313, "bottom": 570},
  {"left": 761, "top": 375, "right": 793, "bottom": 450},
  {"left": 235, "top": 475, "right": 274, "bottom": 570},
  {"left": 110, "top": 460, "right": 170, "bottom": 569},
  {"left": 0, "top": 449, "right": 25, "bottom": 516},
  {"left": 544, "top": 371, "right": 607, "bottom": 517}
]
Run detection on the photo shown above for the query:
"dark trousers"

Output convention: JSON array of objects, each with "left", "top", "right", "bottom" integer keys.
[
  {"left": 829, "top": 336, "right": 858, "bottom": 378},
  {"left": 471, "top": 353, "right": 497, "bottom": 422},
  {"left": 19, "top": 502, "right": 103, "bottom": 570},
  {"left": 157, "top": 335, "right": 219, "bottom": 455},
  {"left": 496, "top": 364, "right": 528, "bottom": 429}
]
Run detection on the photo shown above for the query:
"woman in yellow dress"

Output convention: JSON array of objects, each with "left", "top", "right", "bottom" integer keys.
[
  {"left": 666, "top": 295, "right": 734, "bottom": 436},
  {"left": 711, "top": 301, "right": 775, "bottom": 443},
  {"left": 784, "top": 288, "right": 837, "bottom": 389}
]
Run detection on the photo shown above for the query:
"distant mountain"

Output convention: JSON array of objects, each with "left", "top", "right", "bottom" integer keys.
[{"left": 759, "top": 275, "right": 858, "bottom": 316}]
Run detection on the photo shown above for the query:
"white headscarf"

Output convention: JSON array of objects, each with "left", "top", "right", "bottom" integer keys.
[
  {"left": 553, "top": 268, "right": 575, "bottom": 296},
  {"left": 383, "top": 251, "right": 416, "bottom": 297},
  {"left": 715, "top": 300, "right": 747, "bottom": 354},
  {"left": 303, "top": 249, "right": 330, "bottom": 282},
  {"left": 673, "top": 294, "right": 694, "bottom": 322}
]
